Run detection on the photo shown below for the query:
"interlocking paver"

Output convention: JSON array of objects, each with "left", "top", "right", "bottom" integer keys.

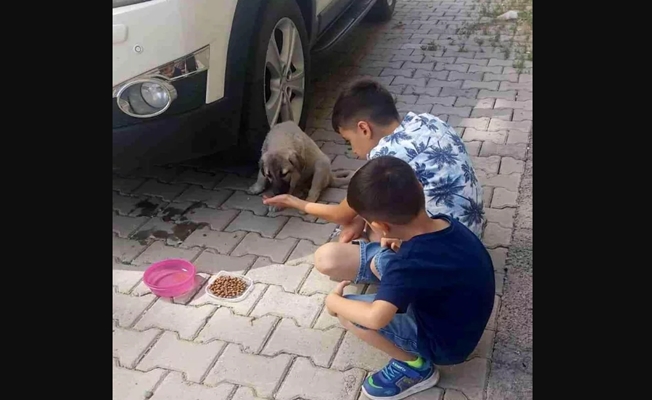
[
  {"left": 151, "top": 371, "right": 234, "bottom": 400},
  {"left": 482, "top": 222, "right": 512, "bottom": 248},
  {"left": 276, "top": 217, "right": 338, "bottom": 245},
  {"left": 276, "top": 357, "right": 365, "bottom": 400},
  {"left": 331, "top": 331, "right": 391, "bottom": 372},
  {"left": 512, "top": 109, "right": 533, "bottom": 122},
  {"left": 443, "top": 389, "right": 467, "bottom": 400},
  {"left": 134, "top": 300, "right": 216, "bottom": 340},
  {"left": 480, "top": 142, "right": 527, "bottom": 160},
  {"left": 137, "top": 331, "right": 225, "bottom": 383},
  {"left": 172, "top": 170, "right": 224, "bottom": 189},
  {"left": 221, "top": 192, "right": 269, "bottom": 216},
  {"left": 113, "top": 326, "right": 160, "bottom": 368},
  {"left": 113, "top": 365, "right": 165, "bottom": 400},
  {"left": 190, "top": 282, "right": 267, "bottom": 315},
  {"left": 478, "top": 172, "right": 522, "bottom": 192},
  {"left": 231, "top": 387, "right": 266, "bottom": 400},
  {"left": 506, "top": 130, "right": 530, "bottom": 144},
  {"left": 470, "top": 108, "right": 513, "bottom": 120},
  {"left": 416, "top": 95, "right": 456, "bottom": 106},
  {"left": 300, "top": 267, "right": 365, "bottom": 296},
  {"left": 113, "top": 259, "right": 149, "bottom": 293},
  {"left": 193, "top": 250, "right": 257, "bottom": 274},
  {"left": 113, "top": 291, "right": 155, "bottom": 327},
  {"left": 113, "top": 214, "right": 148, "bottom": 238},
  {"left": 113, "top": 193, "right": 143, "bottom": 216},
  {"left": 133, "top": 241, "right": 201, "bottom": 265},
  {"left": 488, "top": 119, "right": 532, "bottom": 132},
  {"left": 113, "top": 176, "right": 145, "bottom": 194},
  {"left": 246, "top": 258, "right": 311, "bottom": 292},
  {"left": 463, "top": 128, "right": 505, "bottom": 144},
  {"left": 224, "top": 210, "right": 288, "bottom": 238},
  {"left": 113, "top": 236, "right": 147, "bottom": 262},
  {"left": 135, "top": 180, "right": 187, "bottom": 201},
  {"left": 495, "top": 99, "right": 532, "bottom": 110},
  {"left": 287, "top": 239, "right": 320, "bottom": 261},
  {"left": 251, "top": 285, "right": 324, "bottom": 327},
  {"left": 319, "top": 187, "right": 347, "bottom": 203},
  {"left": 470, "top": 156, "right": 500, "bottom": 175},
  {"left": 204, "top": 344, "right": 292, "bottom": 398},
  {"left": 262, "top": 319, "right": 343, "bottom": 367},
  {"left": 484, "top": 207, "right": 516, "bottom": 229},
  {"left": 196, "top": 307, "right": 277, "bottom": 352},
  {"left": 231, "top": 232, "right": 297, "bottom": 263},
  {"left": 439, "top": 358, "right": 490, "bottom": 400},
  {"left": 173, "top": 186, "right": 233, "bottom": 208},
  {"left": 182, "top": 207, "right": 240, "bottom": 231},
  {"left": 182, "top": 229, "right": 246, "bottom": 253}
]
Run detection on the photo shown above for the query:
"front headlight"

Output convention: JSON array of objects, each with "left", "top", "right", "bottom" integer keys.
[{"left": 113, "top": 46, "right": 209, "bottom": 119}]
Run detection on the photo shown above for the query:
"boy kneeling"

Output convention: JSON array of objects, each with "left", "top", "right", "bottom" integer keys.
[{"left": 326, "top": 156, "right": 495, "bottom": 400}]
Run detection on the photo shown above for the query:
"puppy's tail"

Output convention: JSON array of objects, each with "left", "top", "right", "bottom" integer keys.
[{"left": 330, "top": 170, "right": 355, "bottom": 187}]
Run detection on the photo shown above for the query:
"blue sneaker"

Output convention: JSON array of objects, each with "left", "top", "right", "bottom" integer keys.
[{"left": 361, "top": 358, "right": 440, "bottom": 400}]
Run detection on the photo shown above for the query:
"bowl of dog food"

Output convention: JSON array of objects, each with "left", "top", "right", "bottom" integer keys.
[
  {"left": 143, "top": 259, "right": 197, "bottom": 297},
  {"left": 205, "top": 271, "right": 254, "bottom": 302}
]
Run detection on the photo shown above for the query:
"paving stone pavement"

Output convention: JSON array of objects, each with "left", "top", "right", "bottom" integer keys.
[{"left": 112, "top": 1, "right": 532, "bottom": 399}]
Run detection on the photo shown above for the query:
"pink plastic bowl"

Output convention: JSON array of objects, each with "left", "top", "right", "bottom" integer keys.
[{"left": 143, "top": 259, "right": 196, "bottom": 297}]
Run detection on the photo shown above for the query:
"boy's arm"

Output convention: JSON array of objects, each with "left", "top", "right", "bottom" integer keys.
[
  {"left": 326, "top": 281, "right": 398, "bottom": 330},
  {"left": 263, "top": 195, "right": 358, "bottom": 226}
]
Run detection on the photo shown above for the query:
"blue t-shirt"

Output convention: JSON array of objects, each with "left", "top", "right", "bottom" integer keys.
[{"left": 375, "top": 215, "right": 495, "bottom": 365}]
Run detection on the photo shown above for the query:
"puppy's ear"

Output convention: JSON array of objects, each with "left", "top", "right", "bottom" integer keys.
[{"left": 288, "top": 151, "right": 303, "bottom": 171}]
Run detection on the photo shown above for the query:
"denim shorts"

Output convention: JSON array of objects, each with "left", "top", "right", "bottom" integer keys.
[
  {"left": 352, "top": 240, "right": 396, "bottom": 284},
  {"left": 344, "top": 293, "right": 420, "bottom": 356}
]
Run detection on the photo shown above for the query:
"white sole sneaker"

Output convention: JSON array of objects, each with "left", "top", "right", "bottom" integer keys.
[{"left": 361, "top": 368, "right": 440, "bottom": 400}]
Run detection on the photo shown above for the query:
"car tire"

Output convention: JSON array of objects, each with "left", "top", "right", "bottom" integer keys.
[
  {"left": 366, "top": 0, "right": 396, "bottom": 22},
  {"left": 238, "top": 0, "right": 311, "bottom": 161}
]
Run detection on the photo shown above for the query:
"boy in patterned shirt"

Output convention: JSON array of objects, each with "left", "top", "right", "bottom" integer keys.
[{"left": 263, "top": 78, "right": 485, "bottom": 283}]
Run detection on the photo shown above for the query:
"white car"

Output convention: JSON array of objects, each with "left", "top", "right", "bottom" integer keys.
[{"left": 112, "top": 0, "right": 396, "bottom": 170}]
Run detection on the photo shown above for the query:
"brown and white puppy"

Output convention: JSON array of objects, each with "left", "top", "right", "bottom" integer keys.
[{"left": 247, "top": 121, "right": 352, "bottom": 211}]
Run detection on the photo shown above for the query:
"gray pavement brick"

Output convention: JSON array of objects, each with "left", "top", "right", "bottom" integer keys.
[
  {"left": 430, "top": 105, "right": 471, "bottom": 117},
  {"left": 455, "top": 57, "right": 488, "bottom": 66},
  {"left": 361, "top": 60, "right": 404, "bottom": 69},
  {"left": 262, "top": 319, "right": 343, "bottom": 367},
  {"left": 193, "top": 250, "right": 257, "bottom": 274},
  {"left": 251, "top": 285, "right": 324, "bottom": 327},
  {"left": 469, "top": 65, "right": 503, "bottom": 74},
  {"left": 113, "top": 237, "right": 147, "bottom": 263},
  {"left": 489, "top": 119, "right": 532, "bottom": 132},
  {"left": 426, "top": 79, "right": 463, "bottom": 88},
  {"left": 321, "top": 142, "right": 354, "bottom": 157},
  {"left": 134, "top": 300, "right": 216, "bottom": 340},
  {"left": 190, "top": 282, "right": 267, "bottom": 315},
  {"left": 392, "top": 54, "right": 425, "bottom": 62},
  {"left": 299, "top": 267, "right": 364, "bottom": 296},
  {"left": 484, "top": 208, "right": 516, "bottom": 229},
  {"left": 137, "top": 331, "right": 225, "bottom": 383},
  {"left": 133, "top": 241, "right": 201, "bottom": 265},
  {"left": 500, "top": 157, "right": 525, "bottom": 175},
  {"left": 113, "top": 291, "right": 156, "bottom": 327},
  {"left": 204, "top": 344, "right": 292, "bottom": 398},
  {"left": 463, "top": 128, "right": 506, "bottom": 144},
  {"left": 231, "top": 387, "right": 265, "bottom": 400},
  {"left": 183, "top": 207, "right": 240, "bottom": 231},
  {"left": 512, "top": 109, "right": 533, "bottom": 122},
  {"left": 448, "top": 71, "right": 483, "bottom": 81},
  {"left": 150, "top": 372, "right": 233, "bottom": 400},
  {"left": 246, "top": 258, "right": 312, "bottom": 292},
  {"left": 380, "top": 68, "right": 415, "bottom": 77},
  {"left": 414, "top": 69, "right": 451, "bottom": 79},
  {"left": 319, "top": 187, "right": 347, "bottom": 203},
  {"left": 435, "top": 63, "right": 468, "bottom": 73},
  {"left": 506, "top": 131, "right": 529, "bottom": 145},
  {"left": 196, "top": 307, "right": 277, "bottom": 353},
  {"left": 225, "top": 211, "right": 288, "bottom": 238},
  {"left": 231, "top": 233, "right": 297, "bottom": 263},
  {"left": 447, "top": 116, "right": 490, "bottom": 130},
  {"left": 482, "top": 186, "right": 494, "bottom": 208},
  {"left": 221, "top": 192, "right": 269, "bottom": 216},
  {"left": 495, "top": 271, "right": 505, "bottom": 296},
  {"left": 470, "top": 156, "right": 501, "bottom": 175},
  {"left": 491, "top": 188, "right": 519, "bottom": 209},
  {"left": 416, "top": 95, "right": 456, "bottom": 106},
  {"left": 440, "top": 87, "right": 478, "bottom": 98},
  {"left": 311, "top": 128, "right": 346, "bottom": 143},
  {"left": 113, "top": 193, "right": 143, "bottom": 216},
  {"left": 439, "top": 358, "right": 489, "bottom": 400},
  {"left": 276, "top": 357, "right": 365, "bottom": 400},
  {"left": 331, "top": 155, "right": 367, "bottom": 171},
  {"left": 269, "top": 205, "right": 318, "bottom": 223},
  {"left": 465, "top": 140, "right": 482, "bottom": 156},
  {"left": 173, "top": 170, "right": 224, "bottom": 189},
  {"left": 113, "top": 366, "right": 165, "bottom": 400},
  {"left": 173, "top": 186, "right": 233, "bottom": 208},
  {"left": 494, "top": 99, "right": 532, "bottom": 110},
  {"left": 136, "top": 166, "right": 183, "bottom": 182},
  {"left": 113, "top": 215, "right": 148, "bottom": 238},
  {"left": 483, "top": 222, "right": 512, "bottom": 248},
  {"left": 478, "top": 172, "right": 522, "bottom": 192},
  {"left": 480, "top": 142, "right": 528, "bottom": 160},
  {"left": 113, "top": 176, "right": 145, "bottom": 194},
  {"left": 182, "top": 229, "right": 246, "bottom": 254},
  {"left": 113, "top": 259, "right": 149, "bottom": 293},
  {"left": 358, "top": 67, "right": 383, "bottom": 76},
  {"left": 276, "top": 217, "right": 338, "bottom": 245},
  {"left": 470, "top": 108, "right": 512, "bottom": 120},
  {"left": 287, "top": 239, "right": 319, "bottom": 261},
  {"left": 454, "top": 97, "right": 494, "bottom": 108},
  {"left": 488, "top": 248, "right": 508, "bottom": 272},
  {"left": 499, "top": 81, "right": 532, "bottom": 91},
  {"left": 392, "top": 76, "right": 427, "bottom": 86},
  {"left": 113, "top": 326, "right": 160, "bottom": 368},
  {"left": 519, "top": 74, "right": 533, "bottom": 83},
  {"left": 331, "top": 331, "right": 391, "bottom": 372},
  {"left": 488, "top": 59, "right": 515, "bottom": 67},
  {"left": 484, "top": 73, "right": 518, "bottom": 82},
  {"left": 135, "top": 180, "right": 187, "bottom": 202},
  {"left": 396, "top": 94, "right": 418, "bottom": 104},
  {"left": 404, "top": 61, "right": 436, "bottom": 70},
  {"left": 215, "top": 175, "right": 256, "bottom": 192},
  {"left": 477, "top": 90, "right": 516, "bottom": 100},
  {"left": 402, "top": 86, "right": 440, "bottom": 96}
]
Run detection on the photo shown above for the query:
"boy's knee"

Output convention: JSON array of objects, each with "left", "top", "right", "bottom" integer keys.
[
  {"left": 370, "top": 256, "right": 381, "bottom": 279},
  {"left": 314, "top": 243, "right": 339, "bottom": 276}
]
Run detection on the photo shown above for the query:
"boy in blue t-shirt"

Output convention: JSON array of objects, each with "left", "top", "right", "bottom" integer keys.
[{"left": 325, "top": 156, "right": 495, "bottom": 400}]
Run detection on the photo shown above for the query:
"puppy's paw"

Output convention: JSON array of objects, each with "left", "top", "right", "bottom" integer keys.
[
  {"left": 247, "top": 184, "right": 265, "bottom": 195},
  {"left": 267, "top": 205, "right": 281, "bottom": 214}
]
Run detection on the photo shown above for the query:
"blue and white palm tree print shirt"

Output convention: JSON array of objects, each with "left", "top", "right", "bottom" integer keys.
[{"left": 368, "top": 112, "right": 485, "bottom": 237}]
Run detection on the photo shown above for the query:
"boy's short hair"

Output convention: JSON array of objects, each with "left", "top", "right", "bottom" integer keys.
[
  {"left": 347, "top": 156, "right": 425, "bottom": 225},
  {"left": 331, "top": 78, "right": 400, "bottom": 132}
]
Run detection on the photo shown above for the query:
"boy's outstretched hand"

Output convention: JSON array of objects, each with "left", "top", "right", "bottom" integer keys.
[
  {"left": 262, "top": 194, "right": 302, "bottom": 211},
  {"left": 326, "top": 280, "right": 351, "bottom": 316}
]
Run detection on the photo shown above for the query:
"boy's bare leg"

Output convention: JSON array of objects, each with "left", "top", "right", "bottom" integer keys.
[
  {"left": 338, "top": 316, "right": 416, "bottom": 362},
  {"left": 314, "top": 242, "right": 360, "bottom": 281}
]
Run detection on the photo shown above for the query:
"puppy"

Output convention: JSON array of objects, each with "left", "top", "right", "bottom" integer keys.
[{"left": 247, "top": 121, "right": 352, "bottom": 211}]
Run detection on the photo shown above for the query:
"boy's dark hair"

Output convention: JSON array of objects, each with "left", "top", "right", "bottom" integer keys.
[
  {"left": 331, "top": 78, "right": 400, "bottom": 132},
  {"left": 347, "top": 156, "right": 425, "bottom": 225}
]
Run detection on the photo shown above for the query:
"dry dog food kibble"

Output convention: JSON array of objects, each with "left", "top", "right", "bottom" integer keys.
[{"left": 208, "top": 276, "right": 248, "bottom": 298}]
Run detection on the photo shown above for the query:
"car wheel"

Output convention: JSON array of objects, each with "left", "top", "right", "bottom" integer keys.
[
  {"left": 366, "top": 0, "right": 396, "bottom": 22},
  {"left": 239, "top": 0, "right": 311, "bottom": 160}
]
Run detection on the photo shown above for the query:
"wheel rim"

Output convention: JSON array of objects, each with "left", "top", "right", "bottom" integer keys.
[{"left": 264, "top": 17, "right": 305, "bottom": 127}]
